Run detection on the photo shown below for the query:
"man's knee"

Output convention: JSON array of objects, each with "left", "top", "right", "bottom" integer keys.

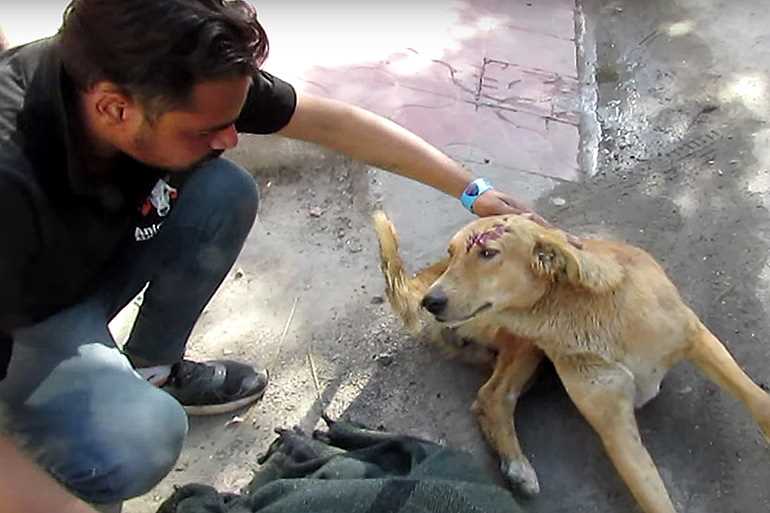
[
  {"left": 86, "top": 387, "right": 188, "bottom": 503},
  {"left": 189, "top": 158, "right": 259, "bottom": 231},
  {"left": 20, "top": 371, "right": 188, "bottom": 504}
]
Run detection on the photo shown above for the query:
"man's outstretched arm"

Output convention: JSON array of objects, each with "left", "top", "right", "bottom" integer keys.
[{"left": 277, "top": 92, "right": 547, "bottom": 221}]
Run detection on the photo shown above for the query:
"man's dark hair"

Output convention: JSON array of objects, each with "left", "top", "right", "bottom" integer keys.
[{"left": 58, "top": 0, "right": 269, "bottom": 115}]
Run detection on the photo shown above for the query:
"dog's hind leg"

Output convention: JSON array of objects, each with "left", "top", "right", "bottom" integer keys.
[
  {"left": 471, "top": 331, "right": 543, "bottom": 496},
  {"left": 554, "top": 355, "right": 676, "bottom": 513},
  {"left": 687, "top": 323, "right": 770, "bottom": 443}
]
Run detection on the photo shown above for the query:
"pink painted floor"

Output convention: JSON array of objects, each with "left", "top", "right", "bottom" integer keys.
[{"left": 258, "top": 0, "right": 580, "bottom": 182}]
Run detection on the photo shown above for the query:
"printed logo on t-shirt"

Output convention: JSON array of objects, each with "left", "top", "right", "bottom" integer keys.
[
  {"left": 134, "top": 222, "right": 163, "bottom": 242},
  {"left": 135, "top": 178, "right": 178, "bottom": 242},
  {"left": 141, "top": 179, "right": 178, "bottom": 217}
]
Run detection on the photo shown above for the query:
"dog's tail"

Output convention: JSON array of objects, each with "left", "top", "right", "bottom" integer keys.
[
  {"left": 371, "top": 211, "right": 446, "bottom": 333},
  {"left": 372, "top": 211, "right": 497, "bottom": 367}
]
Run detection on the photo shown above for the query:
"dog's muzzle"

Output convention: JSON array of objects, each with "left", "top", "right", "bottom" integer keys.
[{"left": 421, "top": 288, "right": 449, "bottom": 315}]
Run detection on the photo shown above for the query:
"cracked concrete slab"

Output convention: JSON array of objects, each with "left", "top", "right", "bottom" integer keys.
[{"left": 261, "top": 0, "right": 582, "bottom": 183}]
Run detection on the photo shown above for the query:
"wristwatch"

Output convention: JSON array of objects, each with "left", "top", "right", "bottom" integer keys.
[{"left": 460, "top": 178, "right": 494, "bottom": 212}]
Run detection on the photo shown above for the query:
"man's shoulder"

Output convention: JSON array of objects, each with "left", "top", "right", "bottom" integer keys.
[
  {"left": 237, "top": 70, "right": 297, "bottom": 135},
  {"left": 0, "top": 39, "right": 53, "bottom": 142},
  {"left": 0, "top": 40, "right": 55, "bottom": 189},
  {"left": 0, "top": 38, "right": 53, "bottom": 86}
]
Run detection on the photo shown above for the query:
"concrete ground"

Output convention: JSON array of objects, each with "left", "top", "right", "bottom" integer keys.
[
  {"left": 5, "top": 1, "right": 770, "bottom": 512},
  {"left": 527, "top": 1, "right": 770, "bottom": 511}
]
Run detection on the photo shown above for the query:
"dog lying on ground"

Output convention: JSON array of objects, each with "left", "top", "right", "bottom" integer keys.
[{"left": 372, "top": 210, "right": 770, "bottom": 513}]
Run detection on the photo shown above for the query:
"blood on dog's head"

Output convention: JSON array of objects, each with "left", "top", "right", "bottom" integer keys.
[{"left": 422, "top": 215, "right": 624, "bottom": 327}]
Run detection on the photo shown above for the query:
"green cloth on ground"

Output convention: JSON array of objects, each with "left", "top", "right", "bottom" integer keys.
[{"left": 156, "top": 416, "right": 524, "bottom": 513}]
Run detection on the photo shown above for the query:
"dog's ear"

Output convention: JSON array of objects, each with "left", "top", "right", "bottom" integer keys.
[{"left": 531, "top": 234, "right": 623, "bottom": 293}]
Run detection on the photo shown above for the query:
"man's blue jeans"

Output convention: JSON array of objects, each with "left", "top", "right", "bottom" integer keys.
[{"left": 0, "top": 158, "right": 259, "bottom": 504}]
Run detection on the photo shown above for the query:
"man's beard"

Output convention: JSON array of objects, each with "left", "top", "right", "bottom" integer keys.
[
  {"left": 132, "top": 127, "right": 224, "bottom": 172},
  {"left": 189, "top": 149, "right": 225, "bottom": 169},
  {"left": 164, "top": 149, "right": 224, "bottom": 172}
]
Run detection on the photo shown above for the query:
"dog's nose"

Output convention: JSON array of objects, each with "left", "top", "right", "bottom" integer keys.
[{"left": 421, "top": 289, "right": 449, "bottom": 315}]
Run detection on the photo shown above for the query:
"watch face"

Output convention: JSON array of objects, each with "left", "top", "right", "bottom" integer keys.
[{"left": 465, "top": 182, "right": 480, "bottom": 196}]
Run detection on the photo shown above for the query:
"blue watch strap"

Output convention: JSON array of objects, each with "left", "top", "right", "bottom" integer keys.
[{"left": 460, "top": 178, "right": 494, "bottom": 212}]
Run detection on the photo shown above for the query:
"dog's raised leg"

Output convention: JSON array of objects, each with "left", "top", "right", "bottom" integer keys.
[
  {"left": 471, "top": 332, "right": 543, "bottom": 496},
  {"left": 687, "top": 324, "right": 770, "bottom": 442},
  {"left": 554, "top": 356, "right": 676, "bottom": 513}
]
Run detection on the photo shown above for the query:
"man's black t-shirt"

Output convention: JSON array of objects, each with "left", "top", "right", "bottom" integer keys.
[{"left": 0, "top": 37, "right": 297, "bottom": 378}]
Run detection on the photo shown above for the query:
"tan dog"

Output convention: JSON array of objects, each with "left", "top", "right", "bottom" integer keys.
[
  {"left": 373, "top": 211, "right": 544, "bottom": 495},
  {"left": 372, "top": 210, "right": 770, "bottom": 513}
]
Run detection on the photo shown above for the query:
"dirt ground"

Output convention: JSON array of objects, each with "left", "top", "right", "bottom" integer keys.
[{"left": 124, "top": 1, "right": 770, "bottom": 513}]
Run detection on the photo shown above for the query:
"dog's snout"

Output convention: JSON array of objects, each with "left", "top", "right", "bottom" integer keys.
[{"left": 421, "top": 289, "right": 449, "bottom": 315}]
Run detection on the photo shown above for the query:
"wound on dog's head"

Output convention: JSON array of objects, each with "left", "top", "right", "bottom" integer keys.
[{"left": 466, "top": 223, "right": 510, "bottom": 253}]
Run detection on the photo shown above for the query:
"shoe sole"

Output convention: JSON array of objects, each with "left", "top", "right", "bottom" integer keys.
[{"left": 182, "top": 387, "right": 266, "bottom": 416}]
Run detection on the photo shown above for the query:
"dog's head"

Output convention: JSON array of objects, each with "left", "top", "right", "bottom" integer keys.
[{"left": 420, "top": 215, "right": 622, "bottom": 327}]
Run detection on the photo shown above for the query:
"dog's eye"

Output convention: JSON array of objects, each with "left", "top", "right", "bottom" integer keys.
[{"left": 479, "top": 248, "right": 499, "bottom": 260}]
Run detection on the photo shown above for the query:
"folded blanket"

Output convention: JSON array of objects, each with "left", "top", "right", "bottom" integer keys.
[{"left": 156, "top": 415, "right": 524, "bottom": 513}]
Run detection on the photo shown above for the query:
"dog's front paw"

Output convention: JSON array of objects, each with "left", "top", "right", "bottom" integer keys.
[{"left": 501, "top": 457, "right": 540, "bottom": 497}]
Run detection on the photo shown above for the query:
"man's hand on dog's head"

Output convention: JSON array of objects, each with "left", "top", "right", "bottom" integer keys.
[{"left": 473, "top": 190, "right": 583, "bottom": 249}]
